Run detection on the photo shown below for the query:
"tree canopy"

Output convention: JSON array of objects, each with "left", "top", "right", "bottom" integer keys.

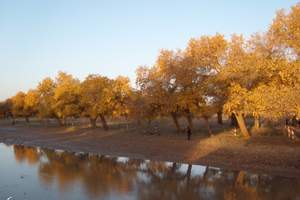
[{"left": 1, "top": 2, "right": 300, "bottom": 137}]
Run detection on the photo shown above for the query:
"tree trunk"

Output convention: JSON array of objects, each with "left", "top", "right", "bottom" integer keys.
[
  {"left": 171, "top": 162, "right": 177, "bottom": 173},
  {"left": 253, "top": 116, "right": 260, "bottom": 129},
  {"left": 235, "top": 113, "right": 250, "bottom": 139},
  {"left": 89, "top": 117, "right": 97, "bottom": 128},
  {"left": 204, "top": 117, "right": 213, "bottom": 136},
  {"left": 185, "top": 109, "right": 193, "bottom": 130},
  {"left": 231, "top": 113, "right": 238, "bottom": 127},
  {"left": 235, "top": 171, "right": 246, "bottom": 187},
  {"left": 44, "top": 118, "right": 49, "bottom": 127},
  {"left": 63, "top": 118, "right": 67, "bottom": 126},
  {"left": 136, "top": 119, "right": 141, "bottom": 126},
  {"left": 186, "top": 114, "right": 193, "bottom": 130},
  {"left": 25, "top": 117, "right": 30, "bottom": 124},
  {"left": 186, "top": 164, "right": 192, "bottom": 189},
  {"left": 11, "top": 118, "right": 16, "bottom": 126},
  {"left": 171, "top": 112, "right": 181, "bottom": 133},
  {"left": 217, "top": 111, "right": 223, "bottom": 125},
  {"left": 100, "top": 114, "right": 109, "bottom": 130},
  {"left": 186, "top": 164, "right": 192, "bottom": 179},
  {"left": 56, "top": 118, "right": 63, "bottom": 126}
]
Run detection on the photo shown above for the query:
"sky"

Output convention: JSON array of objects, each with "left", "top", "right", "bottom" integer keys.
[{"left": 0, "top": 0, "right": 299, "bottom": 100}]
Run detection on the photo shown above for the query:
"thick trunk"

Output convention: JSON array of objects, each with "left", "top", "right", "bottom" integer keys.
[
  {"left": 56, "top": 118, "right": 63, "bottom": 126},
  {"left": 253, "top": 116, "right": 260, "bottom": 129},
  {"left": 204, "top": 117, "right": 213, "bottom": 136},
  {"left": 217, "top": 111, "right": 223, "bottom": 125},
  {"left": 89, "top": 117, "right": 97, "bottom": 128},
  {"left": 100, "top": 114, "right": 109, "bottom": 130},
  {"left": 171, "top": 112, "right": 181, "bottom": 133},
  {"left": 231, "top": 113, "right": 238, "bottom": 127},
  {"left": 235, "top": 113, "right": 250, "bottom": 139},
  {"left": 203, "top": 167, "right": 209, "bottom": 181},
  {"left": 235, "top": 171, "right": 246, "bottom": 187}
]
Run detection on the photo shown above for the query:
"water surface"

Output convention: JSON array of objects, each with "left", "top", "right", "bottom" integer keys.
[{"left": 0, "top": 143, "right": 299, "bottom": 200}]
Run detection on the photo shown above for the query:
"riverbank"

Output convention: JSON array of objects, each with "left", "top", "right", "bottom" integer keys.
[{"left": 0, "top": 125, "right": 300, "bottom": 177}]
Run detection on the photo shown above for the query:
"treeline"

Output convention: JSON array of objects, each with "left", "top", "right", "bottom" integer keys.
[{"left": 1, "top": 3, "right": 300, "bottom": 138}]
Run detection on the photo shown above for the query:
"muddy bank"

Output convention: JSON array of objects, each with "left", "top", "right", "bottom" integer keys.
[{"left": 1, "top": 126, "right": 300, "bottom": 177}]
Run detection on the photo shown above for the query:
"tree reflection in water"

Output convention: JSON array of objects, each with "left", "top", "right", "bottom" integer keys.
[{"left": 12, "top": 145, "right": 300, "bottom": 200}]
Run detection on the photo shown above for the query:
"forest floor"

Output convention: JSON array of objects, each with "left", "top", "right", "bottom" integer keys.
[{"left": 0, "top": 118, "right": 300, "bottom": 177}]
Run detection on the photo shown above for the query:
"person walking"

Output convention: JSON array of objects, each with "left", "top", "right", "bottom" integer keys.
[{"left": 187, "top": 125, "right": 192, "bottom": 140}]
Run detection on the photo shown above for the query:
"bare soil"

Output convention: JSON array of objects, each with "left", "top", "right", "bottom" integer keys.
[{"left": 1, "top": 120, "right": 300, "bottom": 178}]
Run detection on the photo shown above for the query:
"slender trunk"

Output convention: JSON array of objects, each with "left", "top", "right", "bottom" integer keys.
[
  {"left": 217, "top": 111, "right": 223, "bottom": 125},
  {"left": 11, "top": 118, "right": 16, "bottom": 126},
  {"left": 186, "top": 114, "right": 193, "bottom": 130},
  {"left": 100, "top": 114, "right": 109, "bottom": 130},
  {"left": 137, "top": 119, "right": 141, "bottom": 126},
  {"left": 185, "top": 109, "right": 193, "bottom": 130},
  {"left": 171, "top": 112, "right": 181, "bottom": 133},
  {"left": 25, "top": 117, "right": 30, "bottom": 124},
  {"left": 89, "top": 117, "right": 97, "bottom": 128},
  {"left": 44, "top": 118, "right": 49, "bottom": 127},
  {"left": 186, "top": 164, "right": 192, "bottom": 190},
  {"left": 253, "top": 116, "right": 260, "bottom": 129},
  {"left": 235, "top": 113, "right": 250, "bottom": 139},
  {"left": 186, "top": 164, "right": 192, "bottom": 179},
  {"left": 63, "top": 118, "right": 67, "bottom": 126},
  {"left": 204, "top": 117, "right": 213, "bottom": 136}
]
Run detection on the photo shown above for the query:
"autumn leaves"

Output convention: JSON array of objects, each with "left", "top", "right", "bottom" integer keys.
[{"left": 1, "top": 3, "right": 300, "bottom": 138}]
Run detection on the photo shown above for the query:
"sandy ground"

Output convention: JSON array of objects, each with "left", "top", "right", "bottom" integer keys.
[{"left": 1, "top": 122, "right": 300, "bottom": 178}]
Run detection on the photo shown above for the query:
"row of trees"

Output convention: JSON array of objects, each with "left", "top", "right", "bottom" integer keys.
[
  {"left": 135, "top": 3, "right": 300, "bottom": 138},
  {"left": 1, "top": 3, "right": 300, "bottom": 138},
  {"left": 0, "top": 72, "right": 132, "bottom": 130}
]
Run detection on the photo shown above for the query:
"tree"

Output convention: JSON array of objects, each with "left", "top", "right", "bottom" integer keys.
[
  {"left": 24, "top": 89, "right": 39, "bottom": 122},
  {"left": 37, "top": 77, "right": 57, "bottom": 124},
  {"left": 127, "top": 90, "right": 160, "bottom": 126},
  {"left": 0, "top": 99, "right": 13, "bottom": 120},
  {"left": 111, "top": 76, "right": 132, "bottom": 119},
  {"left": 80, "top": 74, "right": 113, "bottom": 129},
  {"left": 53, "top": 72, "right": 81, "bottom": 125},
  {"left": 11, "top": 92, "right": 26, "bottom": 122},
  {"left": 270, "top": 3, "right": 300, "bottom": 58},
  {"left": 223, "top": 32, "right": 300, "bottom": 138},
  {"left": 184, "top": 34, "right": 228, "bottom": 129},
  {"left": 136, "top": 50, "right": 185, "bottom": 133}
]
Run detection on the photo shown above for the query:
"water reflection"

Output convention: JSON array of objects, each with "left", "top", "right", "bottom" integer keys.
[{"left": 7, "top": 145, "right": 300, "bottom": 200}]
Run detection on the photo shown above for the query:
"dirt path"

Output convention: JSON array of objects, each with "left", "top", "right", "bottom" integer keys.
[{"left": 1, "top": 126, "right": 300, "bottom": 177}]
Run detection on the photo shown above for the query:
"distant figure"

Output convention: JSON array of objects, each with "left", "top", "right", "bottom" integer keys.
[{"left": 187, "top": 126, "right": 192, "bottom": 140}]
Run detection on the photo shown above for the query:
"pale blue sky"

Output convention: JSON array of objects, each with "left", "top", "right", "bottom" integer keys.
[{"left": 0, "top": 0, "right": 298, "bottom": 100}]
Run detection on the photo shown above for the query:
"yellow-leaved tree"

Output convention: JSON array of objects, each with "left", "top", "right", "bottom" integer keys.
[
  {"left": 80, "top": 74, "right": 113, "bottom": 129},
  {"left": 53, "top": 72, "right": 81, "bottom": 125}
]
